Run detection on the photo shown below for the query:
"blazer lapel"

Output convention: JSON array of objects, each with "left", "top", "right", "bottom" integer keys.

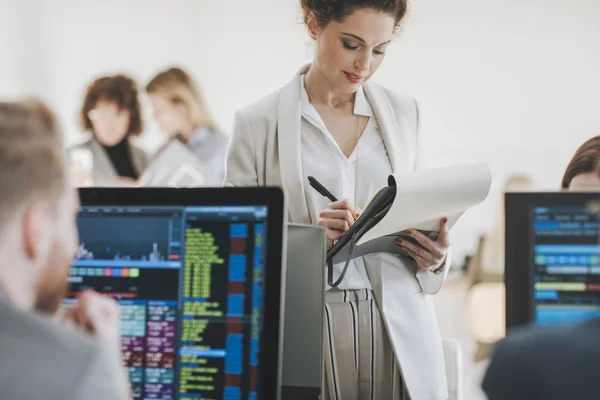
[
  {"left": 363, "top": 82, "right": 409, "bottom": 173},
  {"left": 130, "top": 145, "right": 147, "bottom": 176},
  {"left": 89, "top": 138, "right": 118, "bottom": 179},
  {"left": 276, "top": 67, "right": 311, "bottom": 224}
]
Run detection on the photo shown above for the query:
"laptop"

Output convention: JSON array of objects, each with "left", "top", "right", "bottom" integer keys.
[{"left": 67, "top": 187, "right": 286, "bottom": 400}]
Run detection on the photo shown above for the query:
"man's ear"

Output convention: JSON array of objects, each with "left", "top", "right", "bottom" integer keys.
[
  {"left": 22, "top": 205, "right": 53, "bottom": 263},
  {"left": 306, "top": 13, "right": 320, "bottom": 40}
]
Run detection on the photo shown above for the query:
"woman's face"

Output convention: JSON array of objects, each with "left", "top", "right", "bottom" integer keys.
[
  {"left": 149, "top": 94, "right": 186, "bottom": 138},
  {"left": 310, "top": 9, "right": 395, "bottom": 93},
  {"left": 88, "top": 99, "right": 130, "bottom": 147},
  {"left": 569, "top": 172, "right": 600, "bottom": 191}
]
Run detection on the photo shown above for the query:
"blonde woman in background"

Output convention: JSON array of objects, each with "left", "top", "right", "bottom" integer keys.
[{"left": 146, "top": 67, "right": 228, "bottom": 185}]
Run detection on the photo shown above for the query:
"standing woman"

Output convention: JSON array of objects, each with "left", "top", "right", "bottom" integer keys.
[
  {"left": 225, "top": 1, "right": 451, "bottom": 399},
  {"left": 146, "top": 67, "right": 229, "bottom": 186}
]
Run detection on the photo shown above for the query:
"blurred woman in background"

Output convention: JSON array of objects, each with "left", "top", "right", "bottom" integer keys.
[
  {"left": 72, "top": 74, "right": 148, "bottom": 186},
  {"left": 562, "top": 136, "right": 600, "bottom": 191},
  {"left": 146, "top": 67, "right": 228, "bottom": 186}
]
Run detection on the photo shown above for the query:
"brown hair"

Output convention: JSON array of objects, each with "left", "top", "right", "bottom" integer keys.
[
  {"left": 146, "top": 67, "right": 218, "bottom": 132},
  {"left": 300, "top": 0, "right": 408, "bottom": 29},
  {"left": 561, "top": 136, "right": 600, "bottom": 189},
  {"left": 0, "top": 100, "right": 66, "bottom": 225},
  {"left": 80, "top": 74, "right": 143, "bottom": 137}
]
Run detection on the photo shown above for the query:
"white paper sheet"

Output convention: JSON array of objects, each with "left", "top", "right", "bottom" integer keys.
[
  {"left": 137, "top": 139, "right": 206, "bottom": 187},
  {"left": 357, "top": 161, "right": 492, "bottom": 245}
]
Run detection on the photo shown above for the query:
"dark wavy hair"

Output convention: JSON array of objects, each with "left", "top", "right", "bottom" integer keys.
[
  {"left": 80, "top": 74, "right": 143, "bottom": 137},
  {"left": 300, "top": 0, "right": 408, "bottom": 29}
]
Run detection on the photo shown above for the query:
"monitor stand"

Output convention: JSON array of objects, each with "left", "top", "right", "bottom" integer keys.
[{"left": 281, "top": 224, "right": 325, "bottom": 399}]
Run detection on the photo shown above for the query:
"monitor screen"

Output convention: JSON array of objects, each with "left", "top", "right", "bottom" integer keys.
[
  {"left": 65, "top": 204, "right": 270, "bottom": 400},
  {"left": 505, "top": 192, "right": 600, "bottom": 329},
  {"left": 532, "top": 205, "right": 600, "bottom": 325}
]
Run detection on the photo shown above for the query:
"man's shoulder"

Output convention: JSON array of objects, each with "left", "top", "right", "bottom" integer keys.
[
  {"left": 498, "top": 319, "right": 600, "bottom": 356},
  {"left": 483, "top": 319, "right": 600, "bottom": 399},
  {"left": 0, "top": 300, "right": 107, "bottom": 398},
  {"left": 0, "top": 298, "right": 99, "bottom": 353}
]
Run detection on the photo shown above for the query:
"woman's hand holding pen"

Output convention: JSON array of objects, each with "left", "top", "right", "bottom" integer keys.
[
  {"left": 308, "top": 176, "right": 362, "bottom": 248},
  {"left": 396, "top": 217, "right": 450, "bottom": 272},
  {"left": 318, "top": 199, "right": 362, "bottom": 249}
]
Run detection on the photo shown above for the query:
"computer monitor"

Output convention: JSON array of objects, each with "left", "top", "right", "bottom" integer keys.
[
  {"left": 66, "top": 187, "right": 286, "bottom": 400},
  {"left": 505, "top": 192, "right": 600, "bottom": 330}
]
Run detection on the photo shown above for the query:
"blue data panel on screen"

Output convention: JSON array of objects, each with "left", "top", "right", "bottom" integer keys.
[{"left": 532, "top": 206, "right": 600, "bottom": 326}]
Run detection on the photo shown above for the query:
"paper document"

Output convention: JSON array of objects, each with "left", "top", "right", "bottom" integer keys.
[
  {"left": 138, "top": 139, "right": 206, "bottom": 187},
  {"left": 330, "top": 161, "right": 492, "bottom": 263}
]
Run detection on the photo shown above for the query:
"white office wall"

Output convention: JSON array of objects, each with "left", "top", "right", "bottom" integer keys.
[
  {"left": 2, "top": 0, "right": 599, "bottom": 263},
  {"left": 24, "top": 0, "right": 308, "bottom": 151},
  {"left": 0, "top": 0, "right": 46, "bottom": 98}
]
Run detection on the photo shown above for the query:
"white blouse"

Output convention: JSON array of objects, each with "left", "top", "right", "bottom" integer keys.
[{"left": 300, "top": 75, "right": 393, "bottom": 290}]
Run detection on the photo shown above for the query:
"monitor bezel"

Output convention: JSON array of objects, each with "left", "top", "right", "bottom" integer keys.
[
  {"left": 505, "top": 191, "right": 600, "bottom": 331},
  {"left": 78, "top": 187, "right": 286, "bottom": 400}
]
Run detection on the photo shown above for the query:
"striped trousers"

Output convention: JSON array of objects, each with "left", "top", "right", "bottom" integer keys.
[{"left": 323, "top": 289, "right": 411, "bottom": 400}]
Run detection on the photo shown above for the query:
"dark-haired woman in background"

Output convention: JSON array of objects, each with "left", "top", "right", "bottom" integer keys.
[
  {"left": 562, "top": 136, "right": 600, "bottom": 191},
  {"left": 72, "top": 74, "right": 148, "bottom": 186},
  {"left": 225, "top": 1, "right": 450, "bottom": 398}
]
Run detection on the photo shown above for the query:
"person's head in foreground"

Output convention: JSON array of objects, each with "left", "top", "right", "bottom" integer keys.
[
  {"left": 0, "top": 100, "right": 78, "bottom": 312},
  {"left": 0, "top": 100, "right": 129, "bottom": 399},
  {"left": 562, "top": 136, "right": 600, "bottom": 191}
]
